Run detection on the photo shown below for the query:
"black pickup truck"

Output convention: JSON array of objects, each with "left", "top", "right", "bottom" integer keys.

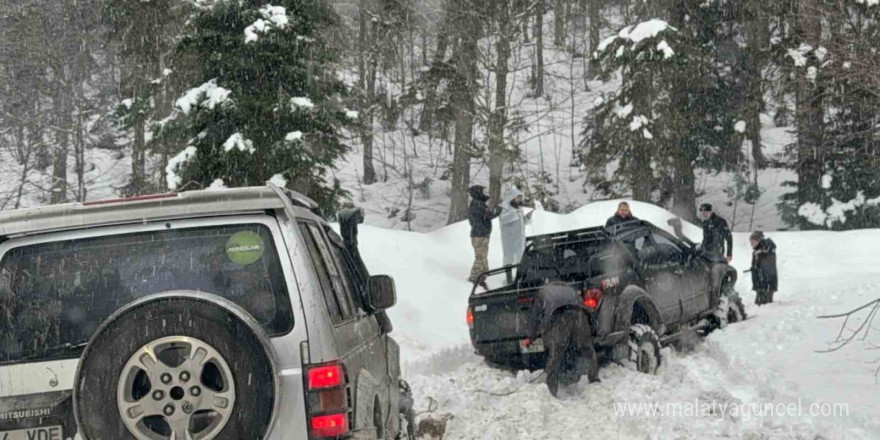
[{"left": 466, "top": 219, "right": 746, "bottom": 373}]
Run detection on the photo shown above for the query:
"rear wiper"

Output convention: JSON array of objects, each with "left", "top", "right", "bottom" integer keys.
[{"left": 2, "top": 341, "right": 88, "bottom": 365}]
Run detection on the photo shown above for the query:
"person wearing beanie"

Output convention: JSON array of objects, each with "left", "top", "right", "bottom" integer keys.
[
  {"left": 749, "top": 231, "right": 778, "bottom": 305},
  {"left": 468, "top": 185, "right": 500, "bottom": 288},
  {"left": 699, "top": 203, "right": 733, "bottom": 263}
]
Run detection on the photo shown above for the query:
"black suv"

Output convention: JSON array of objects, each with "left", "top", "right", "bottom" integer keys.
[{"left": 467, "top": 219, "right": 746, "bottom": 373}]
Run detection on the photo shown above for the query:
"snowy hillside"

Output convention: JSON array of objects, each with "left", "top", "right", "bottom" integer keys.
[{"left": 355, "top": 200, "right": 880, "bottom": 439}]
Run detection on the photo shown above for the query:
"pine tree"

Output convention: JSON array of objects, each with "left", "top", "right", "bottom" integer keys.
[
  {"left": 782, "top": 1, "right": 880, "bottom": 230},
  {"left": 581, "top": 2, "right": 741, "bottom": 220},
  {"left": 159, "top": 0, "right": 355, "bottom": 216},
  {"left": 103, "top": 0, "right": 191, "bottom": 196}
]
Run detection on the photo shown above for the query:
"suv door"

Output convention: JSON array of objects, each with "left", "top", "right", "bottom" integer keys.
[
  {"left": 297, "top": 222, "right": 391, "bottom": 435},
  {"left": 648, "top": 230, "right": 701, "bottom": 321},
  {"left": 622, "top": 229, "right": 682, "bottom": 325}
]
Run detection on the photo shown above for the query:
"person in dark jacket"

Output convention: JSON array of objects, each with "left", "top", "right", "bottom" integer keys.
[
  {"left": 699, "top": 203, "right": 733, "bottom": 262},
  {"left": 525, "top": 283, "right": 599, "bottom": 397},
  {"left": 749, "top": 231, "right": 778, "bottom": 305},
  {"left": 468, "top": 185, "right": 499, "bottom": 286},
  {"left": 605, "top": 201, "right": 638, "bottom": 229}
]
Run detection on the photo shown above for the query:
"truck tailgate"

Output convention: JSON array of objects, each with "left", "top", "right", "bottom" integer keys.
[{"left": 469, "top": 289, "right": 538, "bottom": 343}]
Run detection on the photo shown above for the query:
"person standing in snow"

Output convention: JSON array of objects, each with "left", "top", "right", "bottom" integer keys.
[
  {"left": 525, "top": 283, "right": 599, "bottom": 397},
  {"left": 699, "top": 203, "right": 733, "bottom": 263},
  {"left": 499, "top": 186, "right": 532, "bottom": 284},
  {"left": 749, "top": 231, "right": 778, "bottom": 305},
  {"left": 468, "top": 185, "right": 499, "bottom": 288},
  {"left": 605, "top": 201, "right": 638, "bottom": 229}
]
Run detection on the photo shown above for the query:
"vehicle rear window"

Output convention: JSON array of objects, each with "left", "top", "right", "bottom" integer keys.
[{"left": 0, "top": 224, "right": 293, "bottom": 364}]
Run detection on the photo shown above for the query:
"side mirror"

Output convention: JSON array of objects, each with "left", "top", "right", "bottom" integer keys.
[{"left": 367, "top": 275, "right": 397, "bottom": 312}]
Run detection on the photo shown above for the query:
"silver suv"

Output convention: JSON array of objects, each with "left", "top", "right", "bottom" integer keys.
[{"left": 0, "top": 184, "right": 412, "bottom": 440}]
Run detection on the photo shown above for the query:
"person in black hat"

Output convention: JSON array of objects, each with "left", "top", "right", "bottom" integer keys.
[
  {"left": 468, "top": 185, "right": 500, "bottom": 288},
  {"left": 699, "top": 203, "right": 733, "bottom": 263},
  {"left": 749, "top": 231, "right": 778, "bottom": 305}
]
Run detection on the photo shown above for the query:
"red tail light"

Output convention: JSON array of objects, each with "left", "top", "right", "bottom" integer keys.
[
  {"left": 582, "top": 288, "right": 603, "bottom": 309},
  {"left": 311, "top": 413, "right": 349, "bottom": 438},
  {"left": 306, "top": 362, "right": 350, "bottom": 438},
  {"left": 516, "top": 296, "right": 535, "bottom": 307},
  {"left": 308, "top": 364, "right": 344, "bottom": 390},
  {"left": 466, "top": 307, "right": 474, "bottom": 329}
]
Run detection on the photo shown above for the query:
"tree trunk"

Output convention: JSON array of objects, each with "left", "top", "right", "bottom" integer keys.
[
  {"left": 745, "top": 7, "right": 768, "bottom": 168},
  {"left": 130, "top": 109, "right": 146, "bottom": 195},
  {"left": 587, "top": 0, "right": 602, "bottom": 79},
  {"left": 630, "top": 68, "right": 653, "bottom": 202},
  {"left": 571, "top": 0, "right": 587, "bottom": 54},
  {"left": 488, "top": 2, "right": 512, "bottom": 208},
  {"left": 554, "top": 0, "right": 565, "bottom": 47},
  {"left": 446, "top": 1, "right": 479, "bottom": 225},
  {"left": 796, "top": 0, "right": 825, "bottom": 228},
  {"left": 419, "top": 13, "right": 451, "bottom": 132},
  {"left": 75, "top": 108, "right": 86, "bottom": 201},
  {"left": 535, "top": 0, "right": 545, "bottom": 97},
  {"left": 51, "top": 98, "right": 69, "bottom": 204},
  {"left": 359, "top": 4, "right": 378, "bottom": 185},
  {"left": 671, "top": 141, "right": 698, "bottom": 222}
]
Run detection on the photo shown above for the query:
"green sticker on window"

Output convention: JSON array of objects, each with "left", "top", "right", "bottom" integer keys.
[{"left": 226, "top": 231, "right": 265, "bottom": 265}]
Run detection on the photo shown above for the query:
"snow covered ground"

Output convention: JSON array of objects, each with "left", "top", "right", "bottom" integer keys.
[{"left": 357, "top": 200, "right": 880, "bottom": 439}]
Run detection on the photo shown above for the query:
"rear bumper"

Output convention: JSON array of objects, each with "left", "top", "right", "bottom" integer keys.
[
  {"left": 474, "top": 339, "right": 530, "bottom": 359},
  {"left": 473, "top": 340, "right": 548, "bottom": 370}
]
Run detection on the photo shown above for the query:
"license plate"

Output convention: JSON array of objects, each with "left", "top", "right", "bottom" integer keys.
[
  {"left": 0, "top": 426, "right": 62, "bottom": 440},
  {"left": 520, "top": 338, "right": 545, "bottom": 353}
]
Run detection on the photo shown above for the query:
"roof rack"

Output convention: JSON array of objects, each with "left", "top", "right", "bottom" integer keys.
[{"left": 525, "top": 226, "right": 610, "bottom": 251}]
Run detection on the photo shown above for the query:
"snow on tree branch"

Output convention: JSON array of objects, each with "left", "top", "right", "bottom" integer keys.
[
  {"left": 166, "top": 146, "right": 198, "bottom": 190},
  {"left": 245, "top": 5, "right": 290, "bottom": 44},
  {"left": 175, "top": 79, "right": 232, "bottom": 114},
  {"left": 799, "top": 192, "right": 880, "bottom": 228}
]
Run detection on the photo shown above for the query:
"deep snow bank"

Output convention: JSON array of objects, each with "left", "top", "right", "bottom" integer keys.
[{"left": 355, "top": 199, "right": 880, "bottom": 439}]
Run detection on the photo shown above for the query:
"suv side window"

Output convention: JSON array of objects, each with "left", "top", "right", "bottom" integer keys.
[
  {"left": 298, "top": 223, "right": 345, "bottom": 323},
  {"left": 304, "top": 223, "right": 354, "bottom": 321},
  {"left": 651, "top": 232, "right": 685, "bottom": 263},
  {"left": 324, "top": 229, "right": 366, "bottom": 312}
]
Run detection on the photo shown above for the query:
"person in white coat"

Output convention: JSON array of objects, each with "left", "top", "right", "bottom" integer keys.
[{"left": 499, "top": 186, "right": 532, "bottom": 283}]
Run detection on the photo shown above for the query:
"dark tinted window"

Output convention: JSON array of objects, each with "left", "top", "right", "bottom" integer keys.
[
  {"left": 306, "top": 224, "right": 353, "bottom": 320},
  {"left": 299, "top": 223, "right": 343, "bottom": 323},
  {"left": 299, "top": 223, "right": 355, "bottom": 323},
  {"left": 652, "top": 233, "right": 685, "bottom": 262},
  {"left": 0, "top": 224, "right": 293, "bottom": 364},
  {"left": 325, "top": 230, "right": 364, "bottom": 312}
]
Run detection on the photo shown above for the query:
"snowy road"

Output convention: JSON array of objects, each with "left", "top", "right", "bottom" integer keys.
[{"left": 355, "top": 200, "right": 880, "bottom": 439}]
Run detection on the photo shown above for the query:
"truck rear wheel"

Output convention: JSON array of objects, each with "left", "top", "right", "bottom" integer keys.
[
  {"left": 623, "top": 324, "right": 661, "bottom": 375},
  {"left": 74, "top": 293, "right": 279, "bottom": 440}
]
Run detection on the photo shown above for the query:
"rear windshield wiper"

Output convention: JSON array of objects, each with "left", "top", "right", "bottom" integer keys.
[{"left": 1, "top": 341, "right": 88, "bottom": 365}]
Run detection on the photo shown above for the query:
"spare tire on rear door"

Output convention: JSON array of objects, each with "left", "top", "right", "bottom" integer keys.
[{"left": 73, "top": 291, "right": 279, "bottom": 440}]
